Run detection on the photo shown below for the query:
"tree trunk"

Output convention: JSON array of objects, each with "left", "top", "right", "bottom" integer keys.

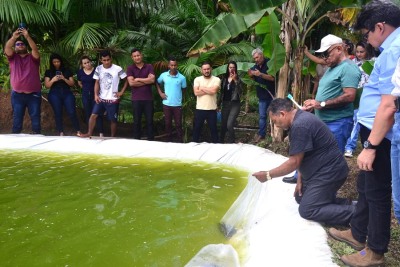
[{"left": 271, "top": 0, "right": 296, "bottom": 142}]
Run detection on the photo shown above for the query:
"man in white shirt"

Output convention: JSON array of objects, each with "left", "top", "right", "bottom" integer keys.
[{"left": 80, "top": 50, "right": 127, "bottom": 138}]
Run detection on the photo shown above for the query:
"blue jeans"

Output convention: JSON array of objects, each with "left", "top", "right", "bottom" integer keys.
[
  {"left": 345, "top": 109, "right": 360, "bottom": 152},
  {"left": 48, "top": 88, "right": 80, "bottom": 133},
  {"left": 325, "top": 116, "right": 353, "bottom": 153},
  {"left": 391, "top": 112, "right": 400, "bottom": 223},
  {"left": 11, "top": 91, "right": 41, "bottom": 133},
  {"left": 258, "top": 99, "right": 272, "bottom": 137}
]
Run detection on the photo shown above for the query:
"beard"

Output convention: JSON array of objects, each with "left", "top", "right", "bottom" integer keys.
[
  {"left": 203, "top": 72, "right": 211, "bottom": 78},
  {"left": 15, "top": 49, "right": 28, "bottom": 55}
]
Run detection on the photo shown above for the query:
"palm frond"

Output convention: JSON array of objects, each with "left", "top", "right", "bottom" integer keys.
[
  {"left": 61, "top": 23, "right": 114, "bottom": 53},
  {"left": 0, "top": 0, "right": 56, "bottom": 26}
]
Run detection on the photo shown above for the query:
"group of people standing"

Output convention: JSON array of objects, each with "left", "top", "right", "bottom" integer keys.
[{"left": 5, "top": 26, "right": 275, "bottom": 144}]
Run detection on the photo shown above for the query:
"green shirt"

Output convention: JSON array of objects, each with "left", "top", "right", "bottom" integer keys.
[{"left": 315, "top": 59, "right": 361, "bottom": 122}]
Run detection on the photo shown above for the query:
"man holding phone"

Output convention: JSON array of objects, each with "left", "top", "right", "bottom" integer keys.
[
  {"left": 248, "top": 48, "right": 276, "bottom": 143},
  {"left": 4, "top": 24, "right": 42, "bottom": 134}
]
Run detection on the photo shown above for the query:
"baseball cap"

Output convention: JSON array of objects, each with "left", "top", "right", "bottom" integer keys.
[{"left": 315, "top": 34, "right": 343, "bottom": 53}]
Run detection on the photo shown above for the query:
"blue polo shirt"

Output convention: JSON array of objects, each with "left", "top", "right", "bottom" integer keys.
[
  {"left": 358, "top": 27, "right": 400, "bottom": 140},
  {"left": 157, "top": 70, "right": 187, "bottom": 107}
]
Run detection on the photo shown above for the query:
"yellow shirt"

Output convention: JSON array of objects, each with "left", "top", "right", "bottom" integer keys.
[{"left": 194, "top": 76, "right": 221, "bottom": 110}]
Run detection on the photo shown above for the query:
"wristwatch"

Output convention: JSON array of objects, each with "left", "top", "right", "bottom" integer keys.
[
  {"left": 266, "top": 171, "right": 272, "bottom": 181},
  {"left": 363, "top": 140, "right": 378, "bottom": 149},
  {"left": 320, "top": 101, "right": 326, "bottom": 108}
]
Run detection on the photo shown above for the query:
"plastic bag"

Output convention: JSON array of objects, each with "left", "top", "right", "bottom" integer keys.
[
  {"left": 219, "top": 174, "right": 268, "bottom": 238},
  {"left": 185, "top": 244, "right": 240, "bottom": 267}
]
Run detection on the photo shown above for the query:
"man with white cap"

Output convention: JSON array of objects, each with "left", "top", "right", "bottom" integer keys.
[{"left": 303, "top": 34, "right": 361, "bottom": 153}]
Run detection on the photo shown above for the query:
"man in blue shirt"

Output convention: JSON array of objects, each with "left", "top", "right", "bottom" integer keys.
[
  {"left": 156, "top": 57, "right": 187, "bottom": 142},
  {"left": 328, "top": 1, "right": 400, "bottom": 266},
  {"left": 248, "top": 48, "right": 276, "bottom": 143}
]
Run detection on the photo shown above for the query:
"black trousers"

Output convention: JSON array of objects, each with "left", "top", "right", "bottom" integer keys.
[
  {"left": 132, "top": 100, "right": 154, "bottom": 140},
  {"left": 350, "top": 125, "right": 392, "bottom": 254},
  {"left": 295, "top": 177, "right": 355, "bottom": 226},
  {"left": 192, "top": 109, "right": 218, "bottom": 143}
]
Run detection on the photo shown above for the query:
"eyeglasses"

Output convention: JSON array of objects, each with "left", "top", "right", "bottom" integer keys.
[
  {"left": 362, "top": 30, "right": 371, "bottom": 41},
  {"left": 15, "top": 43, "right": 25, "bottom": 47},
  {"left": 320, "top": 46, "right": 338, "bottom": 59}
]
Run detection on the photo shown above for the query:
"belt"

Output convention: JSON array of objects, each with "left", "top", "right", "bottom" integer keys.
[{"left": 101, "top": 98, "right": 119, "bottom": 104}]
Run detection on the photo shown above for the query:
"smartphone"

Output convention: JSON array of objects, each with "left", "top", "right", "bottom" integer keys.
[
  {"left": 19, "top": 22, "right": 26, "bottom": 29},
  {"left": 56, "top": 71, "right": 62, "bottom": 76}
]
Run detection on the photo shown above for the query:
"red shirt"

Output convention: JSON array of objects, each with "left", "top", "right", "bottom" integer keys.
[{"left": 7, "top": 53, "right": 41, "bottom": 93}]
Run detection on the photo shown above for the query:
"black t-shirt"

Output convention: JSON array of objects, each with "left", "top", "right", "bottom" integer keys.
[
  {"left": 289, "top": 110, "right": 348, "bottom": 182},
  {"left": 44, "top": 69, "right": 73, "bottom": 91}
]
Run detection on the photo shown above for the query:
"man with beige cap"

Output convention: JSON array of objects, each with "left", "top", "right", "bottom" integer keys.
[{"left": 303, "top": 34, "right": 361, "bottom": 153}]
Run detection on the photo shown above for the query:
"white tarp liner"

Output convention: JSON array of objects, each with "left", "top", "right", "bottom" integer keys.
[{"left": 0, "top": 134, "right": 337, "bottom": 267}]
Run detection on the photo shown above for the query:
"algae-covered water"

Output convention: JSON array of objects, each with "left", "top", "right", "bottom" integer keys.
[{"left": 0, "top": 150, "right": 248, "bottom": 267}]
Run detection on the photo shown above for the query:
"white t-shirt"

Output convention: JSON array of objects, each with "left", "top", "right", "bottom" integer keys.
[{"left": 93, "top": 64, "right": 127, "bottom": 100}]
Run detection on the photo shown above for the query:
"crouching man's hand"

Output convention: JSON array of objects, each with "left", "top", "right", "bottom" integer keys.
[{"left": 252, "top": 171, "right": 271, "bottom": 183}]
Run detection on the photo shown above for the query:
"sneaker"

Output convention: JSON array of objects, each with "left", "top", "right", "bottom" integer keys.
[
  {"left": 344, "top": 150, "right": 353, "bottom": 158},
  {"left": 328, "top": 228, "right": 365, "bottom": 251}
]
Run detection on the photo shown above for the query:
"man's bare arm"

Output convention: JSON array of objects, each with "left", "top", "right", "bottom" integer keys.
[
  {"left": 4, "top": 30, "right": 20, "bottom": 57},
  {"left": 253, "top": 153, "right": 304, "bottom": 182}
]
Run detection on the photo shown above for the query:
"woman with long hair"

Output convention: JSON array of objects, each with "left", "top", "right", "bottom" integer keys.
[
  {"left": 77, "top": 56, "right": 103, "bottom": 136},
  {"left": 218, "top": 61, "right": 243, "bottom": 143},
  {"left": 344, "top": 41, "right": 374, "bottom": 158},
  {"left": 44, "top": 53, "right": 80, "bottom": 136}
]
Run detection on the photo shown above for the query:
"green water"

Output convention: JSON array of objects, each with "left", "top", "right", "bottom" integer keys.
[{"left": 0, "top": 150, "right": 248, "bottom": 267}]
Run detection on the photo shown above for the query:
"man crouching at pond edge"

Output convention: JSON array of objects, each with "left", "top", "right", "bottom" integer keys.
[{"left": 253, "top": 98, "right": 355, "bottom": 226}]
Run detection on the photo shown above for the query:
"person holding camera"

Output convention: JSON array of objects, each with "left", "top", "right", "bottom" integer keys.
[
  {"left": 4, "top": 25, "right": 42, "bottom": 134},
  {"left": 44, "top": 53, "right": 81, "bottom": 136}
]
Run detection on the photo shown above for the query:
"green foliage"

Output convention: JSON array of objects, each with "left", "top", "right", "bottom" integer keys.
[
  {"left": 188, "top": 9, "right": 271, "bottom": 56},
  {"left": 0, "top": 0, "right": 55, "bottom": 26},
  {"left": 361, "top": 60, "right": 374, "bottom": 76},
  {"left": 61, "top": 23, "right": 115, "bottom": 53},
  {"left": 0, "top": 50, "right": 10, "bottom": 91},
  {"left": 229, "top": 0, "right": 287, "bottom": 16}
]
